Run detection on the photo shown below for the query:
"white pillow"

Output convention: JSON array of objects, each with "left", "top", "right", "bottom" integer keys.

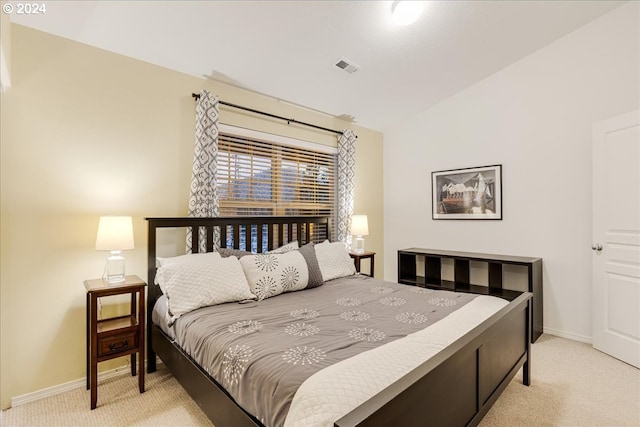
[
  {"left": 240, "top": 250, "right": 309, "bottom": 300},
  {"left": 156, "top": 252, "right": 255, "bottom": 324},
  {"left": 155, "top": 252, "right": 221, "bottom": 293},
  {"left": 156, "top": 252, "right": 205, "bottom": 269},
  {"left": 314, "top": 240, "right": 356, "bottom": 282},
  {"left": 268, "top": 240, "right": 299, "bottom": 253}
]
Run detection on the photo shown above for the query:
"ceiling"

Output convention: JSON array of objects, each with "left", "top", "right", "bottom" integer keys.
[{"left": 10, "top": 1, "right": 624, "bottom": 131}]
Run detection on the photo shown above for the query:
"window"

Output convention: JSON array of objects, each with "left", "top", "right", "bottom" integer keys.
[
  {"left": 217, "top": 130, "right": 336, "bottom": 217},
  {"left": 216, "top": 127, "right": 336, "bottom": 250}
]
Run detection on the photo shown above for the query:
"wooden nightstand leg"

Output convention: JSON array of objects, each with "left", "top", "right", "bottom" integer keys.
[
  {"left": 130, "top": 292, "right": 137, "bottom": 377},
  {"left": 86, "top": 292, "right": 90, "bottom": 390},
  {"left": 139, "top": 353, "right": 145, "bottom": 392},
  {"left": 90, "top": 366, "right": 97, "bottom": 409},
  {"left": 90, "top": 295, "right": 98, "bottom": 409},
  {"left": 131, "top": 353, "right": 137, "bottom": 376},
  {"left": 139, "top": 288, "right": 145, "bottom": 393},
  {"left": 370, "top": 256, "right": 375, "bottom": 278}
]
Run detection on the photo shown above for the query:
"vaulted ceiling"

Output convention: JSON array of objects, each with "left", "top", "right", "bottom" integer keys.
[{"left": 10, "top": 1, "right": 624, "bottom": 131}]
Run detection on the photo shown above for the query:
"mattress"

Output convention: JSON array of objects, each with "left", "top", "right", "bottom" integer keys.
[{"left": 152, "top": 274, "right": 508, "bottom": 427}]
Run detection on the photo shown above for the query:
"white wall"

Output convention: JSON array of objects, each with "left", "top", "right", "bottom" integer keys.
[{"left": 383, "top": 2, "right": 639, "bottom": 342}]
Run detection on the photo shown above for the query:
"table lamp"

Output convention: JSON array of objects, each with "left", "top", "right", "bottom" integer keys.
[
  {"left": 351, "top": 215, "right": 369, "bottom": 254},
  {"left": 95, "top": 216, "right": 134, "bottom": 284}
]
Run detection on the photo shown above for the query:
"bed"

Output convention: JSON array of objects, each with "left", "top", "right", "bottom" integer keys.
[{"left": 146, "top": 216, "right": 532, "bottom": 427}]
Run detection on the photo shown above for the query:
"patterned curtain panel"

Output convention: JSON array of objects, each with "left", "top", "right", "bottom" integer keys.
[
  {"left": 186, "top": 90, "right": 220, "bottom": 253},
  {"left": 336, "top": 129, "right": 357, "bottom": 247}
]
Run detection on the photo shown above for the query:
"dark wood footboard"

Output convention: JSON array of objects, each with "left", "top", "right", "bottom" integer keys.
[
  {"left": 145, "top": 216, "right": 531, "bottom": 427},
  {"left": 334, "top": 292, "right": 531, "bottom": 427}
]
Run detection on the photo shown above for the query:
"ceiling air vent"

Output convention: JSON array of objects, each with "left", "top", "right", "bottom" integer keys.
[{"left": 334, "top": 58, "right": 360, "bottom": 74}]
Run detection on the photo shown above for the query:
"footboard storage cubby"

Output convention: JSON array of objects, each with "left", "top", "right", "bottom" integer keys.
[{"left": 398, "top": 248, "right": 543, "bottom": 342}]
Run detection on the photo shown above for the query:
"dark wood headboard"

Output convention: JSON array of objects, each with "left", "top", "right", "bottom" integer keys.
[{"left": 145, "top": 215, "right": 331, "bottom": 312}]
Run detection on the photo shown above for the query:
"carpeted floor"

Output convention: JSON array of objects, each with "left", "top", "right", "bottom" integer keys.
[
  {"left": 2, "top": 335, "right": 639, "bottom": 426},
  {"left": 1, "top": 364, "right": 214, "bottom": 427},
  {"left": 480, "top": 335, "right": 639, "bottom": 427}
]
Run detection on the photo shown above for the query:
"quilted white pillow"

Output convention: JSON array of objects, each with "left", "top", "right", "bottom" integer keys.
[
  {"left": 239, "top": 250, "right": 309, "bottom": 300},
  {"left": 314, "top": 240, "right": 356, "bottom": 282},
  {"left": 268, "top": 240, "right": 299, "bottom": 253},
  {"left": 156, "top": 252, "right": 256, "bottom": 324},
  {"left": 157, "top": 253, "right": 200, "bottom": 267},
  {"left": 155, "top": 252, "right": 221, "bottom": 293}
]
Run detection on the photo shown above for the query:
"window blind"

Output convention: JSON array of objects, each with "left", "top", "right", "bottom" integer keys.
[{"left": 217, "top": 133, "right": 336, "bottom": 218}]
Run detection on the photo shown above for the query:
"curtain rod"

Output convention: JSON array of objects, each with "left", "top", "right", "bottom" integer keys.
[{"left": 191, "top": 93, "right": 347, "bottom": 136}]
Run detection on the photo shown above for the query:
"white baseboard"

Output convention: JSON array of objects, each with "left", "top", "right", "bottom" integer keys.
[
  {"left": 10, "top": 361, "right": 160, "bottom": 408},
  {"left": 543, "top": 327, "right": 592, "bottom": 344}
]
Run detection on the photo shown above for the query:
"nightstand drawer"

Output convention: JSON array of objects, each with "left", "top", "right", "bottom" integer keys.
[{"left": 98, "top": 332, "right": 138, "bottom": 357}]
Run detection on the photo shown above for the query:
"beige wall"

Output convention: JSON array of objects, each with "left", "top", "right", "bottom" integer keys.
[
  {"left": 0, "top": 4, "right": 11, "bottom": 90},
  {"left": 0, "top": 24, "right": 383, "bottom": 409}
]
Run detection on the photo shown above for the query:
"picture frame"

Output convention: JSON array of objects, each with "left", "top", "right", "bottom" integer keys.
[{"left": 432, "top": 164, "right": 502, "bottom": 220}]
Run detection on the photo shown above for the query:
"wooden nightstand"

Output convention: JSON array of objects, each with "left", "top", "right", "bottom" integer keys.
[
  {"left": 85, "top": 275, "right": 146, "bottom": 409},
  {"left": 350, "top": 251, "right": 376, "bottom": 277}
]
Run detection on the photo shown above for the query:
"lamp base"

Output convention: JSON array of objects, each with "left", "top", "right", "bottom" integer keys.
[
  {"left": 104, "top": 251, "right": 126, "bottom": 284},
  {"left": 353, "top": 236, "right": 365, "bottom": 254}
]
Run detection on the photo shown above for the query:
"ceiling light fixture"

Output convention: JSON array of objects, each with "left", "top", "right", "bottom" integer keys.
[{"left": 391, "top": 1, "right": 424, "bottom": 26}]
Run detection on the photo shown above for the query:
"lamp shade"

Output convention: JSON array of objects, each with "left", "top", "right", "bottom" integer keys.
[
  {"left": 95, "top": 216, "right": 134, "bottom": 251},
  {"left": 351, "top": 215, "right": 369, "bottom": 236}
]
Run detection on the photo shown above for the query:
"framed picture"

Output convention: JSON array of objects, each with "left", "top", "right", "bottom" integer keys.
[{"left": 432, "top": 164, "right": 502, "bottom": 220}]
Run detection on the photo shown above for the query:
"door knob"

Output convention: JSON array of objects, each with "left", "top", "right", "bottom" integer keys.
[{"left": 591, "top": 244, "right": 603, "bottom": 251}]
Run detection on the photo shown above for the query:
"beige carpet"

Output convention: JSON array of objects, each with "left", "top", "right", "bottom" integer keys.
[
  {"left": 480, "top": 335, "right": 639, "bottom": 427},
  {"left": 1, "top": 365, "right": 214, "bottom": 427},
  {"left": 2, "top": 335, "right": 639, "bottom": 426}
]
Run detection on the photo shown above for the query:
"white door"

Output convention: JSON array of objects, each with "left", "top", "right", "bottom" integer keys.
[{"left": 592, "top": 110, "right": 640, "bottom": 368}]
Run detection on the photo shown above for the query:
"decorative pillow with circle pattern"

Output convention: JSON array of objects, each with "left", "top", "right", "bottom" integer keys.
[{"left": 239, "top": 250, "right": 309, "bottom": 300}]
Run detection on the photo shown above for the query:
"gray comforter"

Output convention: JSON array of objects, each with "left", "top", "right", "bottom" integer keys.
[{"left": 170, "top": 275, "right": 479, "bottom": 427}]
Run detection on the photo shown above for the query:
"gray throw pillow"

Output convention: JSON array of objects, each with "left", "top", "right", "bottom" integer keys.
[
  {"left": 298, "top": 242, "right": 323, "bottom": 289},
  {"left": 218, "top": 248, "right": 253, "bottom": 258}
]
